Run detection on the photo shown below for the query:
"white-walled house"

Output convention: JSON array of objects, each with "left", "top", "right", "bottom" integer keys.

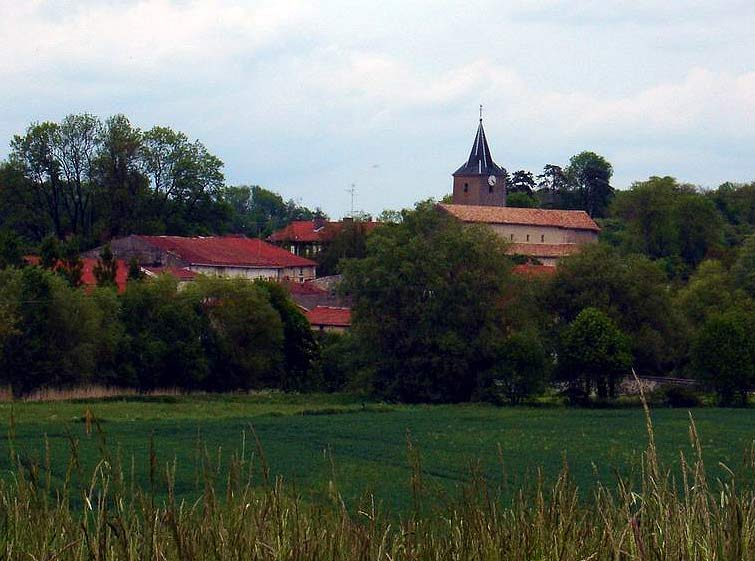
[{"left": 85, "top": 235, "right": 317, "bottom": 282}]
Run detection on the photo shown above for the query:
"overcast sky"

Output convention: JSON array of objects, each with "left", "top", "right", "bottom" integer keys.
[{"left": 1, "top": 1, "right": 755, "bottom": 218}]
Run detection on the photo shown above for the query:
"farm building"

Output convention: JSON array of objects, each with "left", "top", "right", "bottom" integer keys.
[{"left": 86, "top": 235, "right": 317, "bottom": 282}]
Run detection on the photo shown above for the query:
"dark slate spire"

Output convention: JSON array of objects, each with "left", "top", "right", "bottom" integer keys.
[{"left": 453, "top": 116, "right": 506, "bottom": 176}]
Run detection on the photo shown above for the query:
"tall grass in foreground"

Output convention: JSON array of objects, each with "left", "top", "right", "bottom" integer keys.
[{"left": 1, "top": 406, "right": 755, "bottom": 559}]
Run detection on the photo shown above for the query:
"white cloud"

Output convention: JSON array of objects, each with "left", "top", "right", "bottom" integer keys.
[
  {"left": 0, "top": 0, "right": 311, "bottom": 82},
  {"left": 506, "top": 0, "right": 754, "bottom": 25},
  {"left": 1, "top": 0, "right": 755, "bottom": 215}
]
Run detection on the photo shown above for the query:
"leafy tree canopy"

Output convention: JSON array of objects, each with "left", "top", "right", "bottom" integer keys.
[
  {"left": 693, "top": 309, "right": 755, "bottom": 405},
  {"left": 610, "top": 176, "right": 723, "bottom": 273},
  {"left": 546, "top": 244, "right": 681, "bottom": 374},
  {"left": 566, "top": 151, "right": 614, "bottom": 218},
  {"left": 342, "top": 201, "right": 514, "bottom": 403},
  {"left": 558, "top": 307, "right": 631, "bottom": 401}
]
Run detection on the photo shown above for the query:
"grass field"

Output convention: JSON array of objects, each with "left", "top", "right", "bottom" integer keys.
[{"left": 2, "top": 393, "right": 755, "bottom": 513}]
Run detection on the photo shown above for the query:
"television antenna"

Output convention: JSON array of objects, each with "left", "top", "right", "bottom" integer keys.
[{"left": 346, "top": 183, "right": 357, "bottom": 218}]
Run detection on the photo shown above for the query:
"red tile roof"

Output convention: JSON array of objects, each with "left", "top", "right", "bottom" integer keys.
[
  {"left": 267, "top": 220, "right": 379, "bottom": 243},
  {"left": 82, "top": 258, "right": 129, "bottom": 292},
  {"left": 512, "top": 264, "right": 557, "bottom": 277},
  {"left": 305, "top": 306, "right": 352, "bottom": 328},
  {"left": 508, "top": 243, "right": 583, "bottom": 258},
  {"left": 141, "top": 266, "right": 197, "bottom": 281},
  {"left": 284, "top": 280, "right": 328, "bottom": 295},
  {"left": 25, "top": 256, "right": 129, "bottom": 292},
  {"left": 439, "top": 203, "right": 600, "bottom": 231},
  {"left": 135, "top": 236, "right": 316, "bottom": 268}
]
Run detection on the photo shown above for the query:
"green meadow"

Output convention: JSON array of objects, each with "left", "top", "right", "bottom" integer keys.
[{"left": 2, "top": 393, "right": 755, "bottom": 513}]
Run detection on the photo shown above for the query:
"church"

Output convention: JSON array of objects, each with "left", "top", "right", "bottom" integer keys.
[{"left": 439, "top": 117, "right": 599, "bottom": 266}]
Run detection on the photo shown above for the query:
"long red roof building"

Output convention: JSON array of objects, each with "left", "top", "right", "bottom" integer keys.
[{"left": 85, "top": 235, "right": 318, "bottom": 283}]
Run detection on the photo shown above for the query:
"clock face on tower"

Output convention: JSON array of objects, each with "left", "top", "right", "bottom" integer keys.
[{"left": 487, "top": 175, "right": 497, "bottom": 187}]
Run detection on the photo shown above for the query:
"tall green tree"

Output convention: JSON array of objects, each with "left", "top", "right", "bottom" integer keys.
[
  {"left": 39, "top": 235, "right": 60, "bottom": 270},
  {"left": 140, "top": 126, "right": 226, "bottom": 233},
  {"left": 509, "top": 170, "right": 536, "bottom": 195},
  {"left": 342, "top": 201, "right": 513, "bottom": 403},
  {"left": 255, "top": 280, "right": 319, "bottom": 390},
  {"left": 693, "top": 310, "right": 754, "bottom": 406},
  {"left": 481, "top": 331, "right": 548, "bottom": 404},
  {"left": 558, "top": 307, "right": 631, "bottom": 401},
  {"left": 8, "top": 121, "right": 64, "bottom": 238},
  {"left": 566, "top": 151, "right": 614, "bottom": 217},
  {"left": 93, "top": 115, "right": 147, "bottom": 237},
  {"left": 119, "top": 276, "right": 209, "bottom": 389},
  {"left": 51, "top": 114, "right": 102, "bottom": 237},
  {"left": 185, "top": 278, "right": 284, "bottom": 390},
  {"left": 536, "top": 164, "right": 569, "bottom": 208},
  {"left": 674, "top": 260, "right": 753, "bottom": 334},
  {"left": 506, "top": 192, "right": 539, "bottom": 208}
]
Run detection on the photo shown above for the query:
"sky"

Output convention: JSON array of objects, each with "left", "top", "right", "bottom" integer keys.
[{"left": 1, "top": 0, "right": 755, "bottom": 218}]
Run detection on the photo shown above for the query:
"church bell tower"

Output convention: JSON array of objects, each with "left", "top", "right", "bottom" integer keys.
[{"left": 452, "top": 110, "right": 507, "bottom": 206}]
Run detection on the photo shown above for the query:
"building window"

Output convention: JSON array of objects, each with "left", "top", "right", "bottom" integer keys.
[
  {"left": 526, "top": 234, "right": 530, "bottom": 242},
  {"left": 541, "top": 234, "right": 545, "bottom": 242},
  {"left": 463, "top": 183, "right": 469, "bottom": 193}
]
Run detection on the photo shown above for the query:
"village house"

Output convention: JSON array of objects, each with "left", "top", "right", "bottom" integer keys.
[
  {"left": 85, "top": 235, "right": 317, "bottom": 282},
  {"left": 442, "top": 117, "right": 600, "bottom": 266},
  {"left": 305, "top": 306, "right": 352, "bottom": 333},
  {"left": 267, "top": 217, "right": 379, "bottom": 258}
]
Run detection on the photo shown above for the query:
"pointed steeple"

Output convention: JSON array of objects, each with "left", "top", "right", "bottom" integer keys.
[{"left": 453, "top": 116, "right": 506, "bottom": 176}]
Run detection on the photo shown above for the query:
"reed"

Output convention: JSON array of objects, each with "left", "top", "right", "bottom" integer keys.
[
  {"left": 0, "top": 385, "right": 186, "bottom": 402},
  {"left": 1, "top": 407, "right": 754, "bottom": 559}
]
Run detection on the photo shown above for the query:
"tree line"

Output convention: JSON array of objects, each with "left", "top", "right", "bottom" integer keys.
[
  {"left": 4, "top": 113, "right": 755, "bottom": 405},
  {"left": 500, "top": 151, "right": 615, "bottom": 218},
  {"left": 0, "top": 113, "right": 324, "bottom": 249},
  {"left": 0, "top": 260, "right": 339, "bottom": 395},
  {"left": 339, "top": 193, "right": 755, "bottom": 406}
]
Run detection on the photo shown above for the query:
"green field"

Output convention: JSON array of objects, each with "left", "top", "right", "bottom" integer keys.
[{"left": 2, "top": 393, "right": 755, "bottom": 513}]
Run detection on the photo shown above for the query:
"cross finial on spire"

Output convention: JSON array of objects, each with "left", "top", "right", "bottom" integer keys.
[{"left": 479, "top": 104, "right": 483, "bottom": 122}]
